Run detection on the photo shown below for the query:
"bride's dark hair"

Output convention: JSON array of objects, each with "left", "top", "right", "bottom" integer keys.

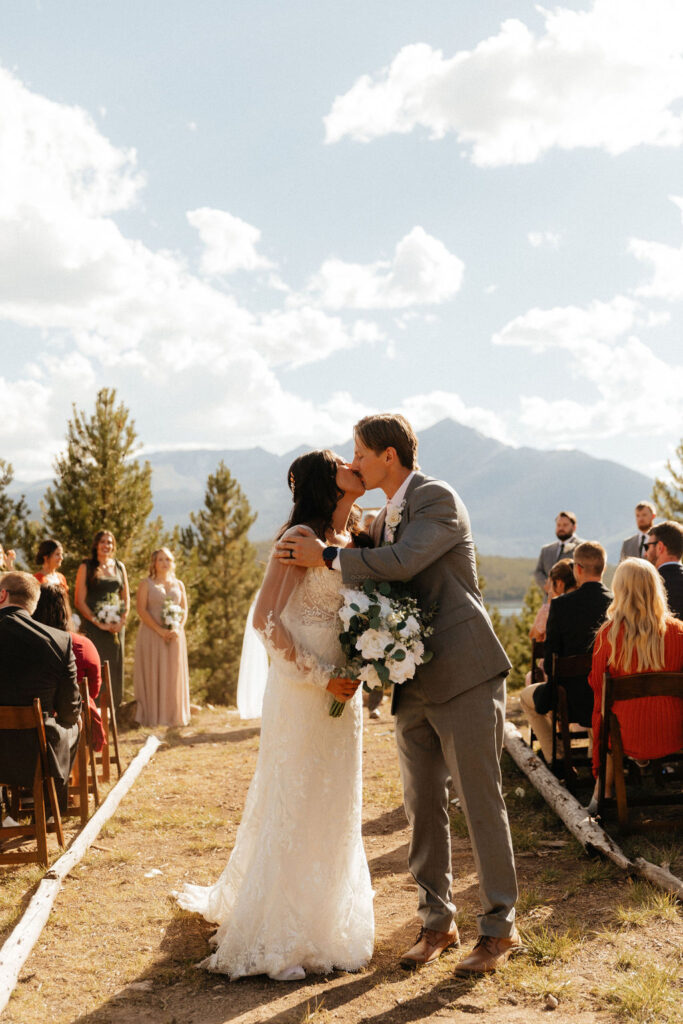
[{"left": 278, "top": 449, "right": 368, "bottom": 544}]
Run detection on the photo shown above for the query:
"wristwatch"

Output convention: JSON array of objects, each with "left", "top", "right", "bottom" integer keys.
[{"left": 322, "top": 546, "right": 338, "bottom": 570}]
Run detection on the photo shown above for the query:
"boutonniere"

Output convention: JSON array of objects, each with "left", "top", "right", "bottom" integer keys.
[{"left": 385, "top": 502, "right": 405, "bottom": 543}]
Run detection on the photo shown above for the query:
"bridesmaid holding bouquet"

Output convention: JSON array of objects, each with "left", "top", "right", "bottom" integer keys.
[
  {"left": 75, "top": 530, "right": 129, "bottom": 707},
  {"left": 134, "top": 547, "right": 190, "bottom": 727}
]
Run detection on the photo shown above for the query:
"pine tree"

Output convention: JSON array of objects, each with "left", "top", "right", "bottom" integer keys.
[
  {"left": 652, "top": 438, "right": 683, "bottom": 522},
  {"left": 183, "top": 461, "right": 263, "bottom": 705},
  {"left": 505, "top": 583, "right": 543, "bottom": 690},
  {"left": 0, "top": 459, "right": 36, "bottom": 565},
  {"left": 43, "top": 388, "right": 157, "bottom": 579}
]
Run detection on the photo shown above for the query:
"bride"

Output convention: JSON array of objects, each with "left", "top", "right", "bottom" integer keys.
[{"left": 176, "top": 449, "right": 374, "bottom": 981}]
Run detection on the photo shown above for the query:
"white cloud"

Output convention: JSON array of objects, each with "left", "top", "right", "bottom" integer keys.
[
  {"left": 324, "top": 0, "right": 683, "bottom": 166},
  {"left": 306, "top": 227, "right": 464, "bottom": 310},
  {"left": 493, "top": 296, "right": 683, "bottom": 440},
  {"left": 630, "top": 196, "right": 683, "bottom": 301},
  {"left": 187, "top": 207, "right": 274, "bottom": 275},
  {"left": 528, "top": 231, "right": 561, "bottom": 249},
  {"left": 397, "top": 391, "right": 512, "bottom": 444}
]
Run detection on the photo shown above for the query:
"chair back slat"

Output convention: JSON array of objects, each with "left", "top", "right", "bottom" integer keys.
[
  {"left": 552, "top": 653, "right": 593, "bottom": 680},
  {"left": 606, "top": 672, "right": 683, "bottom": 704}
]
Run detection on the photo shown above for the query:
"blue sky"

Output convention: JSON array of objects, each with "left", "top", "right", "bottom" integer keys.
[{"left": 1, "top": 0, "right": 682, "bottom": 482}]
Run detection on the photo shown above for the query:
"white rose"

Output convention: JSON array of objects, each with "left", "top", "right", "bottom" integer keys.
[
  {"left": 388, "top": 651, "right": 417, "bottom": 684},
  {"left": 342, "top": 589, "right": 371, "bottom": 613},
  {"left": 386, "top": 506, "right": 402, "bottom": 528},
  {"left": 356, "top": 628, "right": 394, "bottom": 660},
  {"left": 359, "top": 663, "right": 382, "bottom": 690},
  {"left": 338, "top": 604, "right": 354, "bottom": 629},
  {"left": 410, "top": 640, "right": 425, "bottom": 662},
  {"left": 399, "top": 614, "right": 420, "bottom": 638}
]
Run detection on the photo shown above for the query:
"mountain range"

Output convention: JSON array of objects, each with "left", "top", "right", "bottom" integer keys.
[{"left": 10, "top": 419, "right": 654, "bottom": 562}]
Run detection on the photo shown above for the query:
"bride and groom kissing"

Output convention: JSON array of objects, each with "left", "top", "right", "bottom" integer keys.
[{"left": 176, "top": 412, "right": 522, "bottom": 982}]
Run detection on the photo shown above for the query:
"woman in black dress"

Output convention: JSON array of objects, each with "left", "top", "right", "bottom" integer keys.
[{"left": 74, "top": 530, "right": 130, "bottom": 706}]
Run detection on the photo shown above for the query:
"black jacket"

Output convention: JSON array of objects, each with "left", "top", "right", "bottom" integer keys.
[
  {"left": 536, "top": 581, "right": 612, "bottom": 726},
  {"left": 0, "top": 605, "right": 80, "bottom": 794},
  {"left": 660, "top": 563, "right": 683, "bottom": 621}
]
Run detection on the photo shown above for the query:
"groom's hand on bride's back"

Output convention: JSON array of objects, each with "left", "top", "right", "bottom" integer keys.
[
  {"left": 275, "top": 529, "right": 326, "bottom": 568},
  {"left": 327, "top": 677, "right": 360, "bottom": 701}
]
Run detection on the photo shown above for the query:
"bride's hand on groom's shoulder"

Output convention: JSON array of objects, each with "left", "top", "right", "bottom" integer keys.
[
  {"left": 327, "top": 676, "right": 360, "bottom": 701},
  {"left": 275, "top": 530, "right": 325, "bottom": 568}
]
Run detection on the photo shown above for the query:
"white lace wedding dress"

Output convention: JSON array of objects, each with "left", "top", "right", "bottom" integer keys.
[{"left": 176, "top": 544, "right": 374, "bottom": 979}]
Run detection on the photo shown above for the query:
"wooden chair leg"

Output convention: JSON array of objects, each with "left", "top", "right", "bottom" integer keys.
[
  {"left": 33, "top": 761, "right": 49, "bottom": 868},
  {"left": 101, "top": 662, "right": 123, "bottom": 780},
  {"left": 99, "top": 702, "right": 111, "bottom": 783},
  {"left": 45, "top": 776, "right": 65, "bottom": 848},
  {"left": 610, "top": 714, "right": 629, "bottom": 831}
]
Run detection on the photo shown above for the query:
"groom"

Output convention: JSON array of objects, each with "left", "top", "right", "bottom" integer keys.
[{"left": 276, "top": 413, "right": 520, "bottom": 975}]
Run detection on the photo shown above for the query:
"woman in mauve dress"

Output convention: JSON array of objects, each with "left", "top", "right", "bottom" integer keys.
[{"left": 134, "top": 547, "right": 190, "bottom": 727}]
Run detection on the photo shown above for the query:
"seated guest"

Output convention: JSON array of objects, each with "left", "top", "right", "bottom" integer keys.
[
  {"left": 644, "top": 520, "right": 683, "bottom": 620},
  {"left": 0, "top": 572, "right": 81, "bottom": 811},
  {"left": 34, "top": 539, "right": 68, "bottom": 591},
  {"left": 588, "top": 558, "right": 683, "bottom": 811},
  {"left": 529, "top": 559, "right": 577, "bottom": 643},
  {"left": 33, "top": 584, "right": 105, "bottom": 752},
  {"left": 534, "top": 511, "right": 583, "bottom": 594},
  {"left": 520, "top": 542, "right": 610, "bottom": 762},
  {"left": 619, "top": 501, "right": 656, "bottom": 561},
  {"left": 0, "top": 543, "right": 16, "bottom": 571}
]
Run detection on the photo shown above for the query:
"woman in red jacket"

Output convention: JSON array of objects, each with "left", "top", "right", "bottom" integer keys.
[{"left": 588, "top": 557, "right": 683, "bottom": 811}]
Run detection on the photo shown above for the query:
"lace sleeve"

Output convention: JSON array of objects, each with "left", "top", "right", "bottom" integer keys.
[{"left": 253, "top": 528, "right": 334, "bottom": 690}]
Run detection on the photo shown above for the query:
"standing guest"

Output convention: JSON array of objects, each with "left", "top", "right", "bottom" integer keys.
[
  {"left": 0, "top": 572, "right": 80, "bottom": 811},
  {"left": 587, "top": 558, "right": 683, "bottom": 812},
  {"left": 644, "top": 520, "right": 683, "bottom": 620},
  {"left": 619, "top": 501, "right": 656, "bottom": 561},
  {"left": 74, "top": 530, "right": 129, "bottom": 707},
  {"left": 521, "top": 542, "right": 610, "bottom": 763},
  {"left": 0, "top": 543, "right": 16, "bottom": 571},
  {"left": 32, "top": 584, "right": 105, "bottom": 751},
  {"left": 533, "top": 512, "right": 583, "bottom": 593},
  {"left": 134, "top": 548, "right": 190, "bottom": 727},
  {"left": 34, "top": 539, "right": 68, "bottom": 591}
]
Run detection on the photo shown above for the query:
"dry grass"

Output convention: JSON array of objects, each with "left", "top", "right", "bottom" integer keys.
[{"left": 1, "top": 706, "right": 683, "bottom": 1024}]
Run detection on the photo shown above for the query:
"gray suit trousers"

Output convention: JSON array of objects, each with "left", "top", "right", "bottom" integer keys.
[{"left": 395, "top": 673, "right": 517, "bottom": 937}]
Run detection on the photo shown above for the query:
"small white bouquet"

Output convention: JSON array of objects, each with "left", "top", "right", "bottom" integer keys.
[
  {"left": 331, "top": 580, "right": 434, "bottom": 717},
  {"left": 161, "top": 597, "right": 184, "bottom": 630},
  {"left": 93, "top": 595, "right": 123, "bottom": 643}
]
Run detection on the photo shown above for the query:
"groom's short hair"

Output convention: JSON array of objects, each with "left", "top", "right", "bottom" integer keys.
[{"left": 354, "top": 414, "right": 419, "bottom": 470}]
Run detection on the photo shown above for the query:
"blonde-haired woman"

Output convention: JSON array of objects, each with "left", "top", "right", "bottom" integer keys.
[
  {"left": 134, "top": 548, "right": 190, "bottom": 727},
  {"left": 588, "top": 557, "right": 683, "bottom": 810}
]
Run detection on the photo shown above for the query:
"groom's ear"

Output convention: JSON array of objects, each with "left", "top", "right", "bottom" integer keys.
[{"left": 384, "top": 446, "right": 398, "bottom": 465}]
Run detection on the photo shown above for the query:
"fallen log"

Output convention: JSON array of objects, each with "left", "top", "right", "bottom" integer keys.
[
  {"left": 0, "top": 734, "right": 162, "bottom": 1015},
  {"left": 504, "top": 721, "right": 683, "bottom": 899},
  {"left": 503, "top": 720, "right": 631, "bottom": 869}
]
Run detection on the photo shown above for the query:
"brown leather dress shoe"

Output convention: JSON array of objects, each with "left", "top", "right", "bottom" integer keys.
[
  {"left": 454, "top": 930, "right": 524, "bottom": 976},
  {"left": 399, "top": 925, "right": 460, "bottom": 969}
]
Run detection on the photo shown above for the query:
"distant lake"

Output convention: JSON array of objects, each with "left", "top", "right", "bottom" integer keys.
[{"left": 491, "top": 602, "right": 522, "bottom": 619}]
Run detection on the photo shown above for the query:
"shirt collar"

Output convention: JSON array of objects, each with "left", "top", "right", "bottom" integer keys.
[{"left": 387, "top": 471, "right": 415, "bottom": 508}]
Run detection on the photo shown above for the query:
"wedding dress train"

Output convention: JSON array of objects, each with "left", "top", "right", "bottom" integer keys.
[{"left": 176, "top": 546, "right": 374, "bottom": 980}]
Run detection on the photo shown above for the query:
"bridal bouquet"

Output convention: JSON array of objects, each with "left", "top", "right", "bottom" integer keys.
[
  {"left": 330, "top": 580, "right": 434, "bottom": 717},
  {"left": 161, "top": 597, "right": 184, "bottom": 630},
  {"left": 93, "top": 595, "right": 123, "bottom": 643}
]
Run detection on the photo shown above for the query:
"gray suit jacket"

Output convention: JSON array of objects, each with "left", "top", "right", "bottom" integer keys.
[
  {"left": 619, "top": 533, "right": 647, "bottom": 562},
  {"left": 339, "top": 473, "right": 511, "bottom": 703},
  {"left": 533, "top": 535, "right": 583, "bottom": 590}
]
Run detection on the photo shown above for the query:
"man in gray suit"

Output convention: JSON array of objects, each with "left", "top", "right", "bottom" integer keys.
[
  {"left": 619, "top": 501, "right": 656, "bottom": 562},
  {"left": 534, "top": 512, "right": 583, "bottom": 592},
  {"left": 277, "top": 414, "right": 520, "bottom": 976}
]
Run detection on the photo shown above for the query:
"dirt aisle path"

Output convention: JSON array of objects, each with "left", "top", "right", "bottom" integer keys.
[{"left": 2, "top": 706, "right": 682, "bottom": 1024}]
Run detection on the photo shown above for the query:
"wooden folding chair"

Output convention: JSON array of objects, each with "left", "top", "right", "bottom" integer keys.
[
  {"left": 550, "top": 653, "right": 593, "bottom": 790},
  {"left": 598, "top": 671, "right": 683, "bottom": 831},
  {"left": 96, "top": 661, "right": 122, "bottom": 783},
  {"left": 0, "top": 698, "right": 65, "bottom": 868},
  {"left": 66, "top": 680, "right": 100, "bottom": 825}
]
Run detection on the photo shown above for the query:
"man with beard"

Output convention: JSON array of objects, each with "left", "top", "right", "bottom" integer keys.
[{"left": 534, "top": 512, "right": 583, "bottom": 593}]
